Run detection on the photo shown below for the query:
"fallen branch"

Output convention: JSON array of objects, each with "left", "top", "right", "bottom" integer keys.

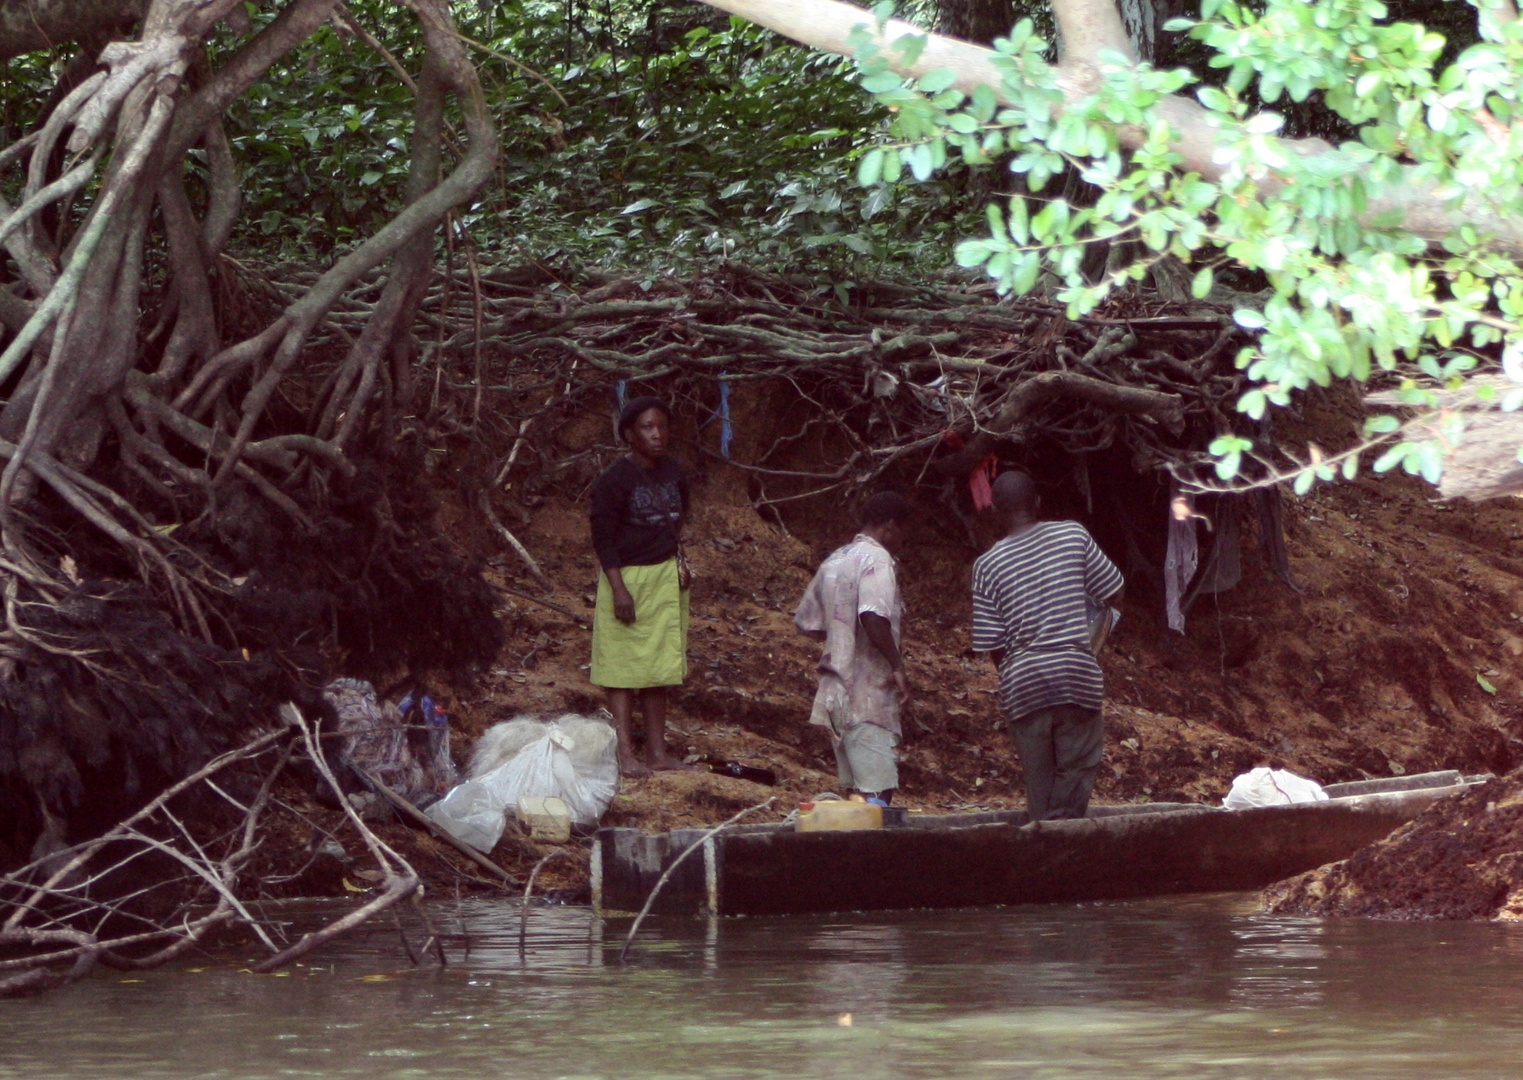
[
  {"left": 487, "top": 580, "right": 587, "bottom": 624},
  {"left": 358, "top": 768, "right": 523, "bottom": 889},
  {"left": 479, "top": 492, "right": 552, "bottom": 588},
  {"left": 253, "top": 705, "right": 421, "bottom": 973},
  {"left": 519, "top": 848, "right": 569, "bottom": 958}
]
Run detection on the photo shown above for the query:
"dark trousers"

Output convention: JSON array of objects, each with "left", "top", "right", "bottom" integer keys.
[{"left": 1011, "top": 704, "right": 1103, "bottom": 821}]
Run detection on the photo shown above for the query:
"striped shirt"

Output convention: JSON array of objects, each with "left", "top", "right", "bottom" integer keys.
[{"left": 971, "top": 521, "right": 1124, "bottom": 719}]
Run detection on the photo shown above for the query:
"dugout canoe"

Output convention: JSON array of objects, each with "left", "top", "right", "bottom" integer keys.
[{"left": 591, "top": 770, "right": 1473, "bottom": 917}]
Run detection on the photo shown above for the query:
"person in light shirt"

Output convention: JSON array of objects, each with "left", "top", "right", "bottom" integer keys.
[{"left": 794, "top": 493, "right": 913, "bottom": 804}]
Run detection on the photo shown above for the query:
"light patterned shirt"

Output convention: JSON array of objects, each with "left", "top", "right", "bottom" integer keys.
[
  {"left": 794, "top": 534, "right": 903, "bottom": 736},
  {"left": 971, "top": 521, "right": 1124, "bottom": 719}
]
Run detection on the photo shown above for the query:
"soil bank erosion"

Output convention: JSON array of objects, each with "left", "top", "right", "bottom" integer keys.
[{"left": 6, "top": 275, "right": 1523, "bottom": 958}]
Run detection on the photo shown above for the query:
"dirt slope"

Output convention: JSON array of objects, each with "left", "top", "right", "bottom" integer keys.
[
  {"left": 1263, "top": 770, "right": 1523, "bottom": 920},
  {"left": 282, "top": 384, "right": 1523, "bottom": 901},
  {"left": 440, "top": 414, "right": 1522, "bottom": 843}
]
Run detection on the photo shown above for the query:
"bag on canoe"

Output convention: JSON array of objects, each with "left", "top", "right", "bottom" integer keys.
[{"left": 1222, "top": 766, "right": 1328, "bottom": 810}]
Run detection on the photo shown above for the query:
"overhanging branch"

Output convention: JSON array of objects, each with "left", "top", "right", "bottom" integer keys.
[{"left": 693, "top": 0, "right": 1523, "bottom": 255}]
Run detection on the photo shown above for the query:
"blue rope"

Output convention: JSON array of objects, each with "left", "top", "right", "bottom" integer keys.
[{"left": 718, "top": 378, "right": 732, "bottom": 459}]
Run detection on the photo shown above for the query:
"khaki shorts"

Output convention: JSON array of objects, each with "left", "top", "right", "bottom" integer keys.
[{"left": 831, "top": 721, "right": 899, "bottom": 794}]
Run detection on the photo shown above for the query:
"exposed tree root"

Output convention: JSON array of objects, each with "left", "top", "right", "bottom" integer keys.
[{"left": 0, "top": 0, "right": 504, "bottom": 912}]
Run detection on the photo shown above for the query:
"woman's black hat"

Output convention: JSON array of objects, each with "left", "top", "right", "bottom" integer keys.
[{"left": 618, "top": 396, "right": 670, "bottom": 441}]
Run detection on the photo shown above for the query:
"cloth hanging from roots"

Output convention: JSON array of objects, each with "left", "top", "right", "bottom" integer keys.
[
  {"left": 1164, "top": 492, "right": 1199, "bottom": 633},
  {"left": 969, "top": 453, "right": 999, "bottom": 511},
  {"left": 1184, "top": 497, "right": 1243, "bottom": 616}
]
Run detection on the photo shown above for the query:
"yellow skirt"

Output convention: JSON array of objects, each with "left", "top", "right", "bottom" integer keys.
[{"left": 590, "top": 558, "right": 689, "bottom": 689}]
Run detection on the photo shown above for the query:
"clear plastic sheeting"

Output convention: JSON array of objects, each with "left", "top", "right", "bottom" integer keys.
[
  {"left": 426, "top": 715, "right": 619, "bottom": 852},
  {"left": 1222, "top": 766, "right": 1329, "bottom": 810}
]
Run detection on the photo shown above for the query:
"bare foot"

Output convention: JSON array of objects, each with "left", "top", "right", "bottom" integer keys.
[
  {"left": 649, "top": 755, "right": 703, "bottom": 772},
  {"left": 619, "top": 752, "right": 653, "bottom": 779}
]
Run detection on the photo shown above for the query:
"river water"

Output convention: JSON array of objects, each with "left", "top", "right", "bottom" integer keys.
[{"left": 4, "top": 893, "right": 1523, "bottom": 1079}]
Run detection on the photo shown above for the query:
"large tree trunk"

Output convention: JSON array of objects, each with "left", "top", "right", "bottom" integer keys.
[
  {"left": 936, "top": 0, "right": 1015, "bottom": 45},
  {"left": 0, "top": 0, "right": 142, "bottom": 61}
]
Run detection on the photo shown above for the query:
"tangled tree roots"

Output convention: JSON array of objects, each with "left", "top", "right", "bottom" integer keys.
[
  {"left": 422, "top": 267, "right": 1255, "bottom": 516},
  {"left": 0, "top": 706, "right": 452, "bottom": 997},
  {"left": 0, "top": 454, "right": 503, "bottom": 863},
  {"left": 0, "top": 0, "right": 497, "bottom": 671},
  {"left": 0, "top": 0, "right": 504, "bottom": 881}
]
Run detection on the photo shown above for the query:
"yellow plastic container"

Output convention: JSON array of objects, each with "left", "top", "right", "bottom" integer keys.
[
  {"left": 517, "top": 795, "right": 572, "bottom": 842},
  {"left": 796, "top": 800, "right": 883, "bottom": 832}
]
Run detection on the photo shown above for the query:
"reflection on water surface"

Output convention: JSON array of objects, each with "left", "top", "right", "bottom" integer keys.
[{"left": 4, "top": 893, "right": 1523, "bottom": 1079}]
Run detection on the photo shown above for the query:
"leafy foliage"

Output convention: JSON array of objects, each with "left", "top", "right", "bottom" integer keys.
[
  {"left": 217, "top": 0, "right": 980, "bottom": 276},
  {"left": 853, "top": 0, "right": 1523, "bottom": 488}
]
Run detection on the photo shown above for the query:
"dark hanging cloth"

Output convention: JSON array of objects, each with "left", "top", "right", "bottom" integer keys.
[
  {"left": 1256, "top": 487, "right": 1295, "bottom": 587},
  {"left": 1183, "top": 496, "right": 1243, "bottom": 617}
]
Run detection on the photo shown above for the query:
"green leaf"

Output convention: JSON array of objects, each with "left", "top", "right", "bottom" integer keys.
[
  {"left": 1012, "top": 252, "right": 1040, "bottom": 293},
  {"left": 917, "top": 68, "right": 957, "bottom": 94},
  {"left": 970, "top": 84, "right": 998, "bottom": 123},
  {"left": 1190, "top": 266, "right": 1214, "bottom": 300},
  {"left": 1198, "top": 88, "right": 1232, "bottom": 115},
  {"left": 955, "top": 239, "right": 992, "bottom": 267},
  {"left": 857, "top": 148, "right": 885, "bottom": 187},
  {"left": 894, "top": 32, "right": 927, "bottom": 67},
  {"left": 861, "top": 71, "right": 904, "bottom": 94},
  {"left": 1007, "top": 196, "right": 1029, "bottom": 244},
  {"left": 1373, "top": 444, "right": 1409, "bottom": 473},
  {"left": 905, "top": 142, "right": 935, "bottom": 181}
]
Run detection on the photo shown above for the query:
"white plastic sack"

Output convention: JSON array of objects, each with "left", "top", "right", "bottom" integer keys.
[
  {"left": 424, "top": 778, "right": 506, "bottom": 852},
  {"left": 1222, "top": 766, "right": 1329, "bottom": 810},
  {"left": 426, "top": 714, "right": 619, "bottom": 852}
]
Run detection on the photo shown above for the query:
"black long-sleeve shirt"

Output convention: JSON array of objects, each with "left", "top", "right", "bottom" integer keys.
[{"left": 589, "top": 456, "right": 688, "bottom": 571}]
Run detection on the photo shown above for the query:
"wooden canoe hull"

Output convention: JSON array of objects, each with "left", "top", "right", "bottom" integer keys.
[{"left": 592, "top": 785, "right": 1458, "bottom": 917}]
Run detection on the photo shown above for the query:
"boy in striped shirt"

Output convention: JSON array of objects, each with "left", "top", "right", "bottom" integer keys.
[{"left": 971, "top": 471, "right": 1124, "bottom": 821}]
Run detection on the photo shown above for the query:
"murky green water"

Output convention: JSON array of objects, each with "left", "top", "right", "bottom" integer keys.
[{"left": 4, "top": 894, "right": 1523, "bottom": 1079}]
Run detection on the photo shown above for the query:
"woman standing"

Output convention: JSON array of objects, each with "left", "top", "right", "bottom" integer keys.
[{"left": 589, "top": 396, "right": 692, "bottom": 777}]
